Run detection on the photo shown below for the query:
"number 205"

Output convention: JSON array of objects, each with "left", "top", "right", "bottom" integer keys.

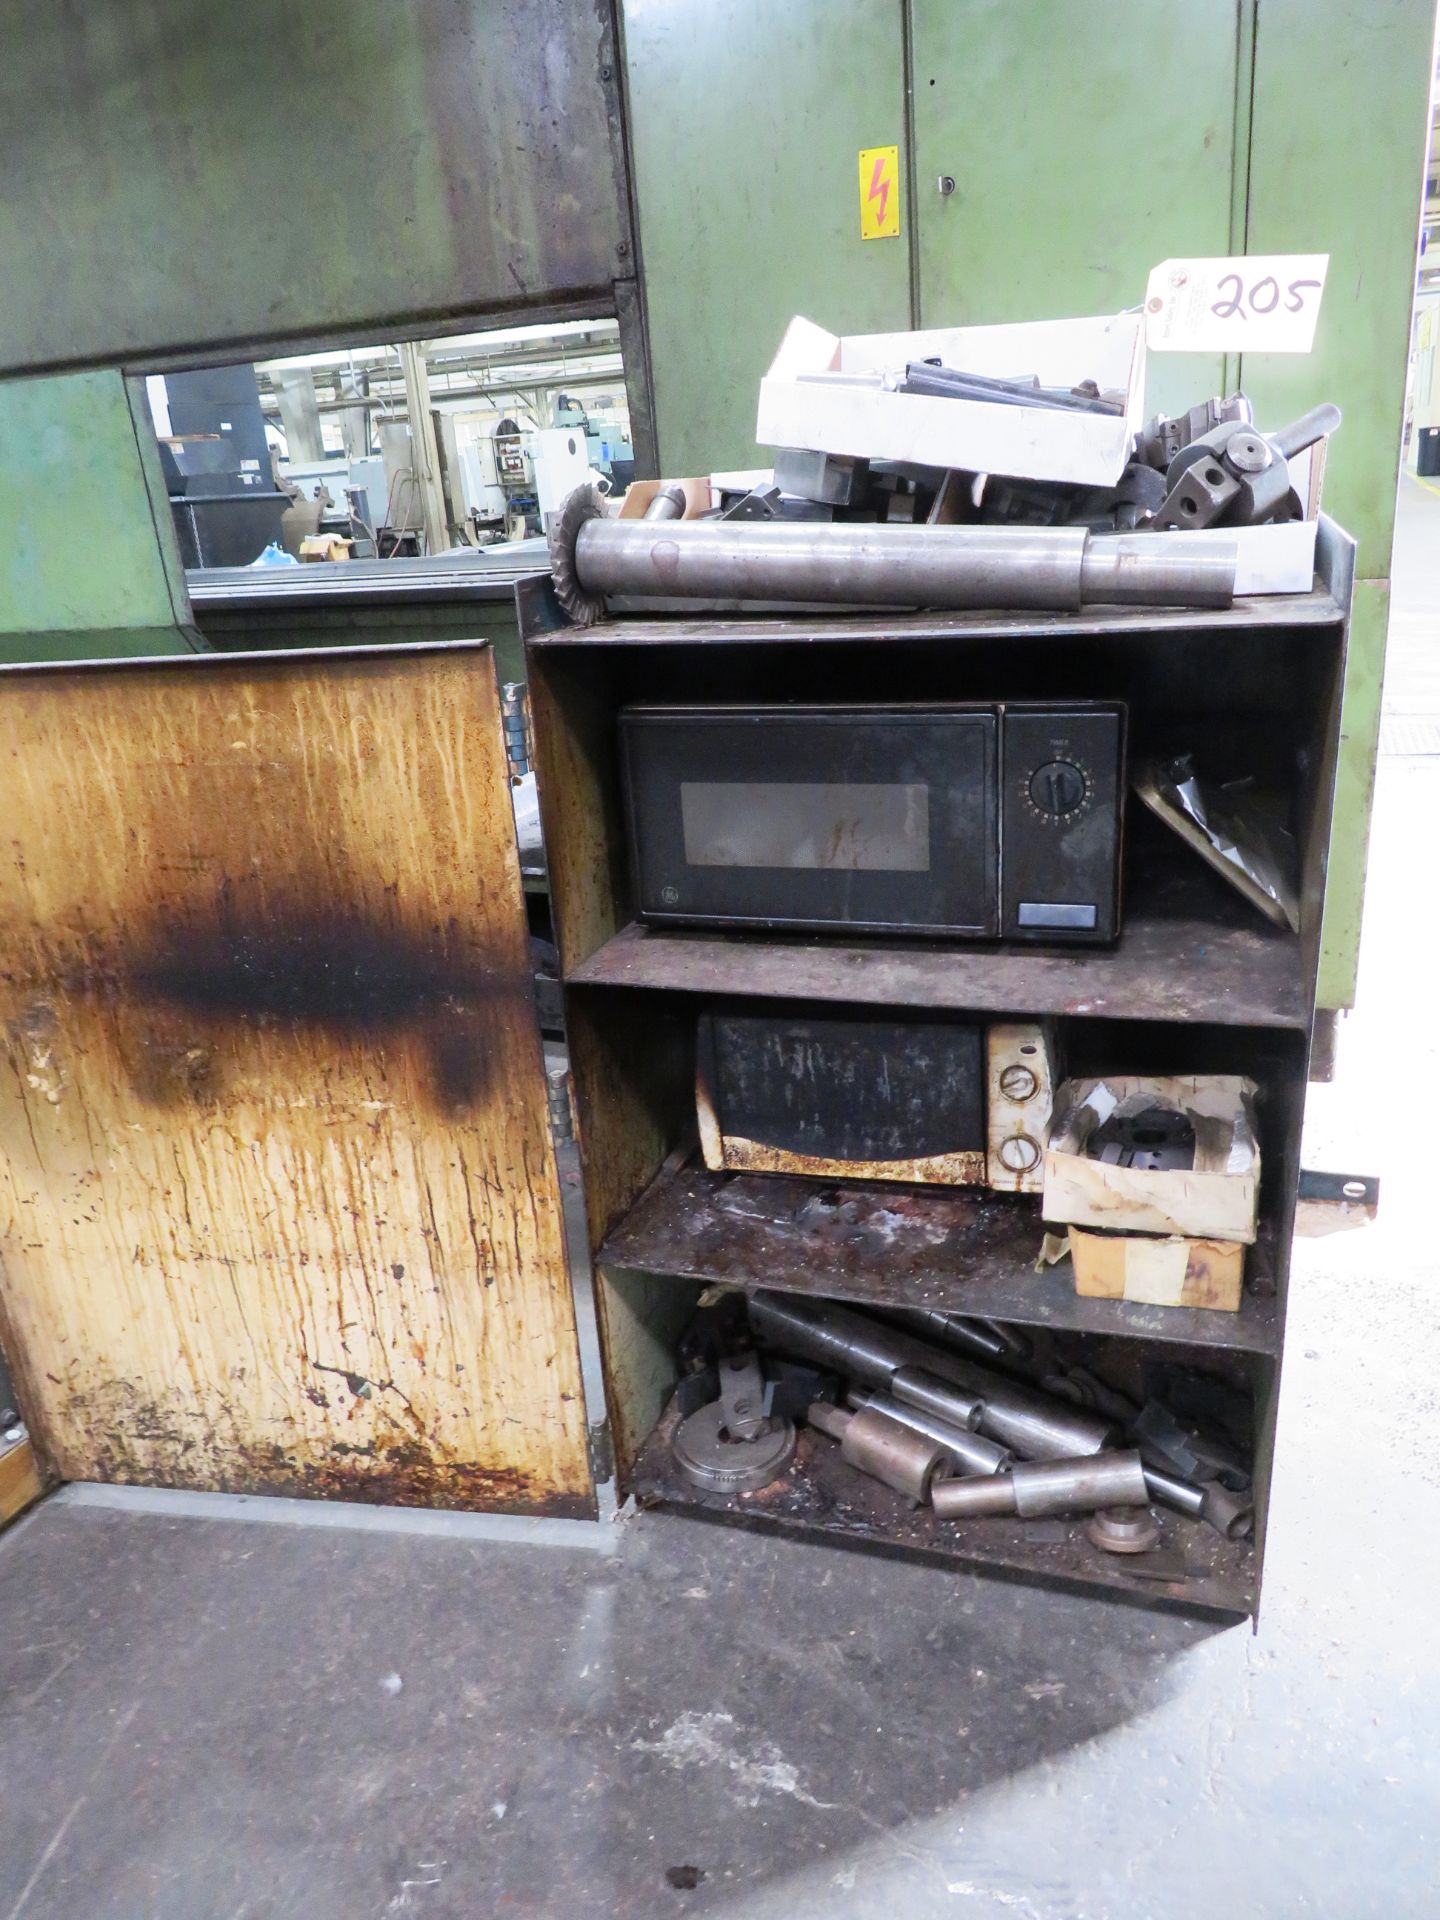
[{"left": 1211, "top": 273, "right": 1323, "bottom": 320}]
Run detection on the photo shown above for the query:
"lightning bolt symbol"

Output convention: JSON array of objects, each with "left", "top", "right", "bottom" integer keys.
[{"left": 867, "top": 154, "right": 890, "bottom": 227}]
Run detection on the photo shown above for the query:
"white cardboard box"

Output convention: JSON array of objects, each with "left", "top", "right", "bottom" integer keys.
[
  {"left": 756, "top": 312, "right": 1145, "bottom": 489},
  {"left": 1042, "top": 1074, "right": 1261, "bottom": 1246}
]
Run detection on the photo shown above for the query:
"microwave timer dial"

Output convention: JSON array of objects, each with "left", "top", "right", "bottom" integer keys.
[{"left": 1025, "top": 754, "right": 1091, "bottom": 822}]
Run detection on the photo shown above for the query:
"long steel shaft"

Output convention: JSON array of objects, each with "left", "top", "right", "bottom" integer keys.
[
  {"left": 848, "top": 1388, "right": 1013, "bottom": 1476},
  {"left": 933, "top": 1450, "right": 1150, "bottom": 1520},
  {"left": 570, "top": 512, "right": 1235, "bottom": 612},
  {"left": 749, "top": 1291, "right": 1113, "bottom": 1459}
]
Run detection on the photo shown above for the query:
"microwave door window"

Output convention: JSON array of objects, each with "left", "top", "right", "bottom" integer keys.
[{"left": 680, "top": 781, "right": 932, "bottom": 872}]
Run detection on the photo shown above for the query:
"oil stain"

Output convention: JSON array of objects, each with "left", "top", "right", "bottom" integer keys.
[{"left": 79, "top": 886, "right": 532, "bottom": 1115}]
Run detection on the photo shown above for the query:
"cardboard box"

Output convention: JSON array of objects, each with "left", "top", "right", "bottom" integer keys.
[
  {"left": 298, "top": 534, "right": 353, "bottom": 562},
  {"left": 616, "top": 477, "right": 712, "bottom": 519},
  {"left": 1068, "top": 1227, "right": 1245, "bottom": 1312},
  {"left": 1043, "top": 1075, "right": 1260, "bottom": 1245},
  {"left": 756, "top": 312, "right": 1145, "bottom": 489}
]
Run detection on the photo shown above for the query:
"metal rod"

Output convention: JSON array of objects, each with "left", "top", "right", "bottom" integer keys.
[
  {"left": 1200, "top": 1481, "right": 1255, "bottom": 1540},
  {"left": 806, "top": 1401, "right": 948, "bottom": 1505},
  {"left": 1078, "top": 531, "right": 1234, "bottom": 607},
  {"left": 567, "top": 510, "right": 1235, "bottom": 613},
  {"left": 886, "top": 1307, "right": 1010, "bottom": 1362},
  {"left": 888, "top": 1365, "right": 986, "bottom": 1433},
  {"left": 1142, "top": 1464, "right": 1207, "bottom": 1518},
  {"left": 848, "top": 1388, "right": 1013, "bottom": 1476},
  {"left": 973, "top": 1318, "right": 1034, "bottom": 1359},
  {"left": 917, "top": 1353, "right": 1119, "bottom": 1460},
  {"left": 1271, "top": 402, "right": 1342, "bottom": 461},
  {"left": 749, "top": 1291, "right": 926, "bottom": 1384},
  {"left": 642, "top": 484, "right": 688, "bottom": 522},
  {"left": 933, "top": 1450, "right": 1150, "bottom": 1520},
  {"left": 806, "top": 1400, "right": 849, "bottom": 1443},
  {"left": 750, "top": 1291, "right": 1113, "bottom": 1460}
]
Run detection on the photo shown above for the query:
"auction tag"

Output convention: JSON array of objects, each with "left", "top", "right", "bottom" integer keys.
[{"left": 1144, "top": 254, "right": 1328, "bottom": 353}]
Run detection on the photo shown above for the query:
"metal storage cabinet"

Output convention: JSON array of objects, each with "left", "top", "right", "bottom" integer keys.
[{"left": 524, "top": 523, "right": 1354, "bottom": 1617}]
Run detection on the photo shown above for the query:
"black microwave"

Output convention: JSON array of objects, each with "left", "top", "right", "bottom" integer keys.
[{"left": 619, "top": 702, "right": 1126, "bottom": 943}]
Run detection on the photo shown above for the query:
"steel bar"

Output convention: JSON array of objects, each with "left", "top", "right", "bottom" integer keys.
[
  {"left": 563, "top": 504, "right": 1235, "bottom": 615},
  {"left": 749, "top": 1290, "right": 928, "bottom": 1385},
  {"left": 1078, "top": 531, "right": 1234, "bottom": 606},
  {"left": 933, "top": 1449, "right": 1150, "bottom": 1520},
  {"left": 642, "top": 484, "right": 687, "bottom": 521},
  {"left": 1142, "top": 1465, "right": 1207, "bottom": 1517},
  {"left": 848, "top": 1388, "right": 1013, "bottom": 1477},
  {"left": 1272, "top": 402, "right": 1342, "bottom": 461},
  {"left": 807, "top": 1401, "right": 948, "bottom": 1505},
  {"left": 1200, "top": 1481, "right": 1255, "bottom": 1540},
  {"left": 889, "top": 1365, "right": 987, "bottom": 1434},
  {"left": 918, "top": 1353, "right": 1119, "bottom": 1460},
  {"left": 751, "top": 1291, "right": 1114, "bottom": 1460},
  {"left": 887, "top": 1307, "right": 1010, "bottom": 1362}
]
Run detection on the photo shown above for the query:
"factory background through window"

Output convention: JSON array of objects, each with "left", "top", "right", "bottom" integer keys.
[{"left": 146, "top": 319, "right": 634, "bottom": 570}]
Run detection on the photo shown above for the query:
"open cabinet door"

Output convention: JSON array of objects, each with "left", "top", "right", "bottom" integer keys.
[{"left": 0, "top": 643, "right": 593, "bottom": 1517}]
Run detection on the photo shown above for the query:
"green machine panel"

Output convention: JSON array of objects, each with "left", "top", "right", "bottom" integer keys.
[
  {"left": 622, "top": 0, "right": 912, "bottom": 473},
  {"left": 0, "top": 1, "right": 631, "bottom": 373},
  {"left": 1240, "top": 0, "right": 1433, "bottom": 1008},
  {"left": 0, "top": 371, "right": 195, "bottom": 662},
  {"left": 911, "top": 0, "right": 1245, "bottom": 418}
]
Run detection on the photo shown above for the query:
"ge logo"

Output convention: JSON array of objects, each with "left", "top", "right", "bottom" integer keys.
[{"left": 661, "top": 884, "right": 680, "bottom": 905}]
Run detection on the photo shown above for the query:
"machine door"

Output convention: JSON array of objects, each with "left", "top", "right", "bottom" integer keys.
[
  {"left": 0, "top": 643, "right": 593, "bottom": 1516},
  {"left": 912, "top": 0, "right": 1242, "bottom": 419}
]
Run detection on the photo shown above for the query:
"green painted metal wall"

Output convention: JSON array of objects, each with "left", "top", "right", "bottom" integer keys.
[
  {"left": 0, "top": 1, "right": 630, "bottom": 373},
  {"left": 1240, "top": 0, "right": 1435, "bottom": 1006},
  {"left": 623, "top": 0, "right": 1437, "bottom": 1008},
  {"left": 621, "top": 0, "right": 911, "bottom": 475},
  {"left": 909, "top": 0, "right": 1246, "bottom": 421},
  {"left": 0, "top": 370, "right": 195, "bottom": 662}
]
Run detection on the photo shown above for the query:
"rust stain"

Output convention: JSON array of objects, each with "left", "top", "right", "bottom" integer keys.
[
  {"left": 714, "top": 1134, "right": 986, "bottom": 1189},
  {"left": 70, "top": 1433, "right": 594, "bottom": 1519}
]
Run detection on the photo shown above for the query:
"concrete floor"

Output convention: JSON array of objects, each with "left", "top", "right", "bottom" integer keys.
[{"left": 3, "top": 487, "right": 1440, "bottom": 1917}]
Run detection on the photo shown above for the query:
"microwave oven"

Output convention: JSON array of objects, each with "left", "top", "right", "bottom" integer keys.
[
  {"left": 695, "top": 1007, "right": 1056, "bottom": 1193},
  {"left": 619, "top": 702, "right": 1125, "bottom": 942}
]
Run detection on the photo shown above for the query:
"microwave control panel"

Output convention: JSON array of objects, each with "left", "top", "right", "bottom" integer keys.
[{"left": 1000, "top": 704, "right": 1125, "bottom": 942}]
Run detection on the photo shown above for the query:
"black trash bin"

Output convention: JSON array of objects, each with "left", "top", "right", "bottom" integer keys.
[{"left": 1418, "top": 425, "right": 1440, "bottom": 477}]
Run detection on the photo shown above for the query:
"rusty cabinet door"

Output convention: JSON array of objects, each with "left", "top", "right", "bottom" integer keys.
[{"left": 0, "top": 644, "right": 593, "bottom": 1516}]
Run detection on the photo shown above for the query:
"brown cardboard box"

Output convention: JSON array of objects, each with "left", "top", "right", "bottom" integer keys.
[
  {"left": 1069, "top": 1227, "right": 1245, "bottom": 1312},
  {"left": 616, "top": 478, "right": 712, "bottom": 519},
  {"left": 1043, "top": 1074, "right": 1260, "bottom": 1245}
]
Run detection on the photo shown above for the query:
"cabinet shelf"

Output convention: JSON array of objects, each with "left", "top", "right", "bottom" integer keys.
[
  {"left": 596, "top": 1154, "right": 1281, "bottom": 1357},
  {"left": 632, "top": 1397, "right": 1254, "bottom": 1619},
  {"left": 527, "top": 584, "right": 1345, "bottom": 650},
  {"left": 570, "top": 905, "right": 1306, "bottom": 1028}
]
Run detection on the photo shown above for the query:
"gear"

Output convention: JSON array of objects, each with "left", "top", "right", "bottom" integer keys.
[{"left": 548, "top": 484, "right": 608, "bottom": 628}]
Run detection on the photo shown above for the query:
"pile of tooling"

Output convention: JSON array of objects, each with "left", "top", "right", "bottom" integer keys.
[
  {"left": 748, "top": 384, "right": 1337, "bottom": 537},
  {"left": 670, "top": 1289, "right": 1254, "bottom": 1574},
  {"left": 549, "top": 381, "right": 1339, "bottom": 629}
]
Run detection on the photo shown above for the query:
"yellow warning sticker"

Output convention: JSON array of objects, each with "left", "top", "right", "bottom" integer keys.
[{"left": 858, "top": 145, "right": 901, "bottom": 241}]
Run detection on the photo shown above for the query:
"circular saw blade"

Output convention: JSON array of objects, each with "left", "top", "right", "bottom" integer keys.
[{"left": 548, "top": 483, "right": 608, "bottom": 628}]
